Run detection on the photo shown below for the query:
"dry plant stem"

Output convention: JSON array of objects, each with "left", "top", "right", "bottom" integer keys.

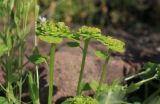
[
  {"left": 97, "top": 49, "right": 112, "bottom": 92},
  {"left": 35, "top": 34, "right": 39, "bottom": 89},
  {"left": 48, "top": 43, "right": 56, "bottom": 104},
  {"left": 76, "top": 39, "right": 90, "bottom": 95}
]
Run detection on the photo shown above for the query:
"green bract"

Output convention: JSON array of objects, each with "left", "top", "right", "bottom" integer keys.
[
  {"left": 36, "top": 21, "right": 74, "bottom": 43},
  {"left": 62, "top": 96, "right": 99, "bottom": 104},
  {"left": 97, "top": 35, "right": 125, "bottom": 53},
  {"left": 77, "top": 26, "right": 101, "bottom": 40}
]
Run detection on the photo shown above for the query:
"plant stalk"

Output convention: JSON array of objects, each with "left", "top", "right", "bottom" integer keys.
[
  {"left": 76, "top": 39, "right": 89, "bottom": 95},
  {"left": 96, "top": 49, "right": 112, "bottom": 93},
  {"left": 48, "top": 43, "right": 56, "bottom": 104}
]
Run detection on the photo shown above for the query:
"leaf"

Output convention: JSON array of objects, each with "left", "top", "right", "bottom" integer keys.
[
  {"left": 140, "top": 62, "right": 158, "bottom": 79},
  {"left": 38, "top": 36, "right": 62, "bottom": 44},
  {"left": 28, "top": 72, "right": 39, "bottom": 102},
  {"left": 126, "top": 83, "right": 141, "bottom": 93},
  {"left": 96, "top": 81, "right": 126, "bottom": 104},
  {"left": 8, "top": 0, "right": 14, "bottom": 12},
  {"left": 0, "top": 97, "right": 9, "bottom": 104},
  {"left": 80, "top": 83, "right": 91, "bottom": 91},
  {"left": 67, "top": 42, "right": 80, "bottom": 47},
  {"left": 8, "top": 72, "right": 20, "bottom": 84},
  {"left": 89, "top": 80, "right": 99, "bottom": 91},
  {"left": 0, "top": 44, "right": 8, "bottom": 57},
  {"left": 29, "top": 53, "right": 47, "bottom": 65},
  {"left": 80, "top": 80, "right": 99, "bottom": 92},
  {"left": 95, "top": 50, "right": 106, "bottom": 59}
]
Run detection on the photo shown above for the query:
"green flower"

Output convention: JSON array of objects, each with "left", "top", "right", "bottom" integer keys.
[
  {"left": 77, "top": 26, "right": 102, "bottom": 40},
  {"left": 36, "top": 21, "right": 79, "bottom": 43},
  {"left": 96, "top": 35, "right": 125, "bottom": 53},
  {"left": 62, "top": 96, "right": 99, "bottom": 104},
  {"left": 36, "top": 21, "right": 70, "bottom": 36}
]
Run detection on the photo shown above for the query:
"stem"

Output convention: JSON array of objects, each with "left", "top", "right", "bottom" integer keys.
[
  {"left": 36, "top": 66, "right": 39, "bottom": 89},
  {"left": 76, "top": 39, "right": 90, "bottom": 95},
  {"left": 96, "top": 49, "right": 112, "bottom": 93},
  {"left": 125, "top": 64, "right": 157, "bottom": 82},
  {"left": 136, "top": 76, "right": 156, "bottom": 86},
  {"left": 19, "top": 79, "right": 22, "bottom": 104},
  {"left": 48, "top": 43, "right": 56, "bottom": 104},
  {"left": 124, "top": 71, "right": 147, "bottom": 82},
  {"left": 34, "top": 0, "right": 40, "bottom": 102}
]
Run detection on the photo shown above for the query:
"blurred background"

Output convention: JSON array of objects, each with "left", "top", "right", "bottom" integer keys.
[{"left": 38, "top": 0, "right": 160, "bottom": 63}]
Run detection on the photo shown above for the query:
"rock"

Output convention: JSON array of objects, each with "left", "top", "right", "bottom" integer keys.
[{"left": 37, "top": 44, "right": 130, "bottom": 103}]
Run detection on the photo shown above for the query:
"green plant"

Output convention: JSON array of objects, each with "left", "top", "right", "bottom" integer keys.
[
  {"left": 36, "top": 20, "right": 77, "bottom": 104},
  {"left": 76, "top": 26, "right": 102, "bottom": 95},
  {"left": 126, "top": 63, "right": 160, "bottom": 94},
  {"left": 28, "top": 71, "right": 40, "bottom": 104},
  {"left": 76, "top": 26, "right": 125, "bottom": 95},
  {"left": 0, "top": 0, "right": 33, "bottom": 103}
]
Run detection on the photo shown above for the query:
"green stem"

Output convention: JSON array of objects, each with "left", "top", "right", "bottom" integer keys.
[
  {"left": 76, "top": 39, "right": 90, "bottom": 95},
  {"left": 96, "top": 49, "right": 112, "bottom": 93},
  {"left": 18, "top": 79, "right": 22, "bottom": 104},
  {"left": 36, "top": 66, "right": 39, "bottom": 89},
  {"left": 136, "top": 76, "right": 156, "bottom": 86},
  {"left": 48, "top": 43, "right": 56, "bottom": 104},
  {"left": 125, "top": 64, "right": 157, "bottom": 82},
  {"left": 124, "top": 71, "right": 147, "bottom": 81}
]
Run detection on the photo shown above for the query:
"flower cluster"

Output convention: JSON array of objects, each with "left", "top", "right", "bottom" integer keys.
[
  {"left": 97, "top": 35, "right": 125, "bottom": 53},
  {"left": 77, "top": 26, "right": 101, "bottom": 40},
  {"left": 36, "top": 20, "right": 125, "bottom": 53},
  {"left": 62, "top": 96, "right": 99, "bottom": 104},
  {"left": 36, "top": 21, "right": 70, "bottom": 37},
  {"left": 77, "top": 26, "right": 125, "bottom": 53}
]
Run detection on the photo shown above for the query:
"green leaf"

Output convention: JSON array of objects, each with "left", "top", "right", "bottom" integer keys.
[
  {"left": 80, "top": 80, "right": 99, "bottom": 92},
  {"left": 126, "top": 83, "right": 141, "bottom": 93},
  {"left": 28, "top": 72, "right": 39, "bottom": 102},
  {"left": 89, "top": 80, "right": 99, "bottom": 91},
  {"left": 0, "top": 97, "right": 9, "bottom": 104},
  {"left": 96, "top": 81, "right": 126, "bottom": 104},
  {"left": 140, "top": 62, "right": 158, "bottom": 79},
  {"left": 0, "top": 44, "right": 8, "bottom": 57},
  {"left": 8, "top": 72, "right": 20, "bottom": 84},
  {"left": 38, "top": 36, "right": 62, "bottom": 44},
  {"left": 67, "top": 42, "right": 80, "bottom": 47},
  {"left": 95, "top": 50, "right": 106, "bottom": 59},
  {"left": 80, "top": 83, "right": 91, "bottom": 91},
  {"left": 29, "top": 53, "right": 47, "bottom": 65}
]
